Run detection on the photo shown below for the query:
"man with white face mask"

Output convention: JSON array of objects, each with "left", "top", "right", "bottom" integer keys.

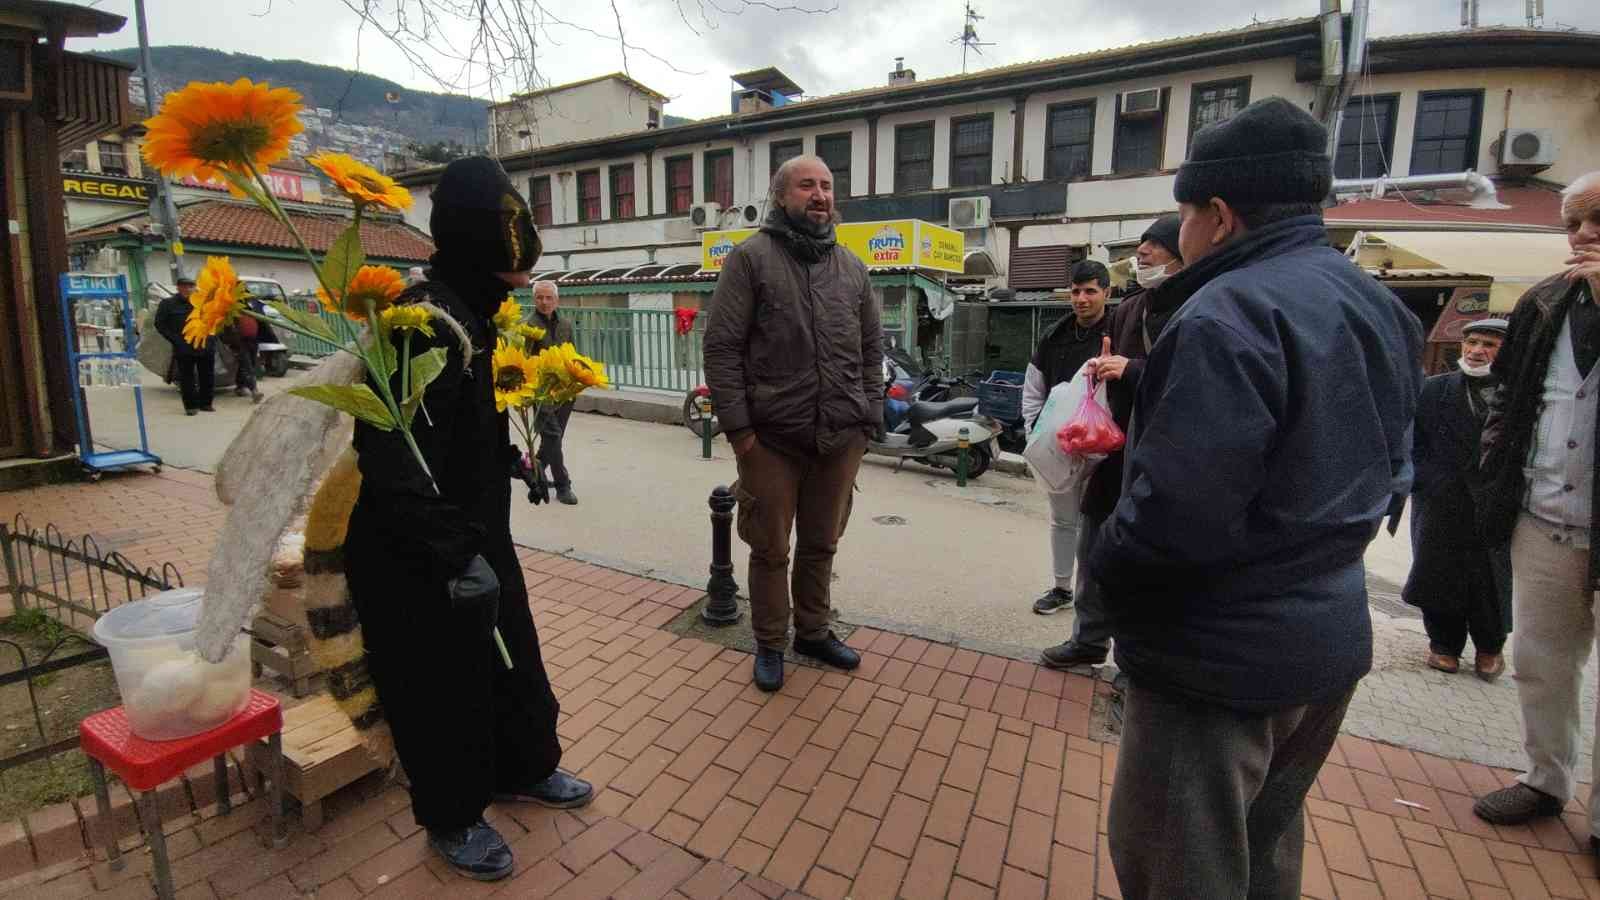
[{"left": 1403, "top": 318, "right": 1511, "bottom": 680}]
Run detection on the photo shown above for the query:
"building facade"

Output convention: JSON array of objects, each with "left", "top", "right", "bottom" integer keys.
[{"left": 488, "top": 73, "right": 667, "bottom": 156}]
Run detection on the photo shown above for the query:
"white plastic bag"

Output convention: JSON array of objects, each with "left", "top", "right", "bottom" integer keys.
[{"left": 1025, "top": 362, "right": 1108, "bottom": 493}]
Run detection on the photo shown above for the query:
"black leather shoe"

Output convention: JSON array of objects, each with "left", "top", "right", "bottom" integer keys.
[
  {"left": 427, "top": 819, "right": 513, "bottom": 881},
  {"left": 495, "top": 770, "right": 594, "bottom": 808},
  {"left": 556, "top": 485, "right": 578, "bottom": 505},
  {"left": 793, "top": 632, "right": 861, "bottom": 670},
  {"left": 754, "top": 647, "right": 785, "bottom": 691},
  {"left": 1040, "top": 640, "right": 1108, "bottom": 670}
]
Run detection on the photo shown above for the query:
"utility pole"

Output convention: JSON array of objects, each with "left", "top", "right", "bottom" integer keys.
[{"left": 134, "top": 0, "right": 185, "bottom": 283}]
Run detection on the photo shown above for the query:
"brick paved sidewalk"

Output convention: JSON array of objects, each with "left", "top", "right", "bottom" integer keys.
[{"left": 4, "top": 470, "right": 1600, "bottom": 899}]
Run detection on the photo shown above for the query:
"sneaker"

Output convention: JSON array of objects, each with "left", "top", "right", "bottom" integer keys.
[
  {"left": 793, "top": 632, "right": 861, "bottom": 670},
  {"left": 427, "top": 819, "right": 513, "bottom": 881},
  {"left": 234, "top": 387, "right": 248, "bottom": 397},
  {"left": 556, "top": 485, "right": 578, "bottom": 506},
  {"left": 1474, "top": 783, "right": 1564, "bottom": 825},
  {"left": 495, "top": 770, "right": 593, "bottom": 809},
  {"left": 251, "top": 390, "right": 264, "bottom": 404},
  {"left": 1033, "top": 588, "right": 1074, "bottom": 615},
  {"left": 1040, "top": 640, "right": 1108, "bottom": 670}
]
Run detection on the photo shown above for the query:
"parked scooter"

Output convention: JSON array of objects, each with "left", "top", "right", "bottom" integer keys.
[{"left": 869, "top": 381, "right": 998, "bottom": 479}]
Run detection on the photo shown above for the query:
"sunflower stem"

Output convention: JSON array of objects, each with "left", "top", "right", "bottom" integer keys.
[{"left": 401, "top": 332, "right": 412, "bottom": 405}]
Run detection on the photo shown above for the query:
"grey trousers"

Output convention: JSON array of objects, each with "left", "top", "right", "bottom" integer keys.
[
  {"left": 1108, "top": 680, "right": 1355, "bottom": 900},
  {"left": 1046, "top": 485, "right": 1080, "bottom": 592},
  {"left": 1070, "top": 509, "right": 1111, "bottom": 649}
]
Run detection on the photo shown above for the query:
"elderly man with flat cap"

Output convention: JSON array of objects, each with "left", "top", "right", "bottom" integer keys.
[
  {"left": 1405, "top": 318, "right": 1512, "bottom": 680},
  {"left": 1473, "top": 171, "right": 1600, "bottom": 851}
]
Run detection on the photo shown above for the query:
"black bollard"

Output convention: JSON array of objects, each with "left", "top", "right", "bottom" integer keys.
[{"left": 703, "top": 485, "right": 742, "bottom": 625}]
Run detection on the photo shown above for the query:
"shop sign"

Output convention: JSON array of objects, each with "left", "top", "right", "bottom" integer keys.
[
  {"left": 61, "top": 174, "right": 151, "bottom": 204},
  {"left": 181, "top": 169, "right": 305, "bottom": 202},
  {"left": 701, "top": 219, "right": 965, "bottom": 274}
]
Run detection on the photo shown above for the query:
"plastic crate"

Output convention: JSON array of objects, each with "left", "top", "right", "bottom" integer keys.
[{"left": 977, "top": 370, "right": 1024, "bottom": 423}]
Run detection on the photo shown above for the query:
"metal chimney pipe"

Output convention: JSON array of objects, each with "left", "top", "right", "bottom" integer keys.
[{"left": 1332, "top": 171, "right": 1506, "bottom": 209}]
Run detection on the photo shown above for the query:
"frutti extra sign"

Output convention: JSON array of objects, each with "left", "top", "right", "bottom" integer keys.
[
  {"left": 701, "top": 219, "right": 965, "bottom": 274},
  {"left": 61, "top": 174, "right": 152, "bottom": 204}
]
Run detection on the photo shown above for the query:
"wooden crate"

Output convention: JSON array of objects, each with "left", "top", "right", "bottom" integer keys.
[
  {"left": 245, "top": 694, "right": 382, "bottom": 831},
  {"left": 250, "top": 611, "right": 318, "bottom": 698}
]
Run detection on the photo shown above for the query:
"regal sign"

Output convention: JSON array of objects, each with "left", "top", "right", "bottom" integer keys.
[{"left": 61, "top": 173, "right": 152, "bottom": 204}]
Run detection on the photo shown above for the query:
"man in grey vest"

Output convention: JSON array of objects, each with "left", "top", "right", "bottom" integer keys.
[{"left": 1474, "top": 172, "right": 1600, "bottom": 849}]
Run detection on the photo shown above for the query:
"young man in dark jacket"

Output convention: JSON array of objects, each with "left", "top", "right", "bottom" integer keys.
[
  {"left": 1022, "top": 261, "right": 1111, "bottom": 621},
  {"left": 345, "top": 157, "right": 591, "bottom": 882},
  {"left": 1089, "top": 97, "right": 1423, "bottom": 899},
  {"left": 527, "top": 280, "right": 579, "bottom": 505},
  {"left": 704, "top": 155, "right": 883, "bottom": 692},
  {"left": 1404, "top": 318, "right": 1511, "bottom": 680},
  {"left": 1471, "top": 171, "right": 1600, "bottom": 842},
  {"left": 154, "top": 276, "right": 215, "bottom": 415}
]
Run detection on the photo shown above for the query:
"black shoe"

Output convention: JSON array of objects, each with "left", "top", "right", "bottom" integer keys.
[
  {"left": 1033, "top": 588, "right": 1074, "bottom": 615},
  {"left": 793, "top": 632, "right": 861, "bottom": 670},
  {"left": 427, "top": 819, "right": 513, "bottom": 881},
  {"left": 1474, "top": 783, "right": 1565, "bottom": 825},
  {"left": 754, "top": 647, "right": 785, "bottom": 692},
  {"left": 495, "top": 770, "right": 593, "bottom": 809},
  {"left": 234, "top": 387, "right": 248, "bottom": 397},
  {"left": 1040, "top": 640, "right": 1108, "bottom": 670},
  {"left": 556, "top": 485, "right": 578, "bottom": 505},
  {"left": 251, "top": 391, "right": 264, "bottom": 404},
  {"left": 199, "top": 405, "right": 216, "bottom": 412},
  {"left": 185, "top": 409, "right": 197, "bottom": 417}
]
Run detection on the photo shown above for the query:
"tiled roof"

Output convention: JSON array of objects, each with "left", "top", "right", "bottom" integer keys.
[
  {"left": 1325, "top": 184, "right": 1564, "bottom": 230},
  {"left": 69, "top": 200, "right": 435, "bottom": 262}
]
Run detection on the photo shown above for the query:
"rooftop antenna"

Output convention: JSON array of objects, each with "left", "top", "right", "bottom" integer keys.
[
  {"left": 951, "top": 1, "right": 995, "bottom": 75},
  {"left": 1526, "top": 0, "right": 1545, "bottom": 28},
  {"left": 1460, "top": 0, "right": 1479, "bottom": 28}
]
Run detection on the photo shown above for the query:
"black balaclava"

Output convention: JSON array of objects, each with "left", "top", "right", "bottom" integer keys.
[{"left": 428, "top": 157, "right": 542, "bottom": 311}]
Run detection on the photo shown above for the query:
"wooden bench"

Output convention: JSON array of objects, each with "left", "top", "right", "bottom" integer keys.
[{"left": 244, "top": 694, "right": 382, "bottom": 831}]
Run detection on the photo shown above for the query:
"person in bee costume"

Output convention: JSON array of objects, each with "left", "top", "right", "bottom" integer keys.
[{"left": 344, "top": 156, "right": 591, "bottom": 881}]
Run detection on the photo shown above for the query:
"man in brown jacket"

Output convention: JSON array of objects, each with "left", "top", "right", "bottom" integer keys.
[{"left": 704, "top": 155, "right": 883, "bottom": 691}]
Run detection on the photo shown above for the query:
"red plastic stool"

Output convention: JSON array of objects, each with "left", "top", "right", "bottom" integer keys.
[{"left": 79, "top": 690, "right": 286, "bottom": 899}]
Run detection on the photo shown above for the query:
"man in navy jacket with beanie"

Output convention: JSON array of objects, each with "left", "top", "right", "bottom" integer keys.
[{"left": 1089, "top": 97, "right": 1423, "bottom": 899}]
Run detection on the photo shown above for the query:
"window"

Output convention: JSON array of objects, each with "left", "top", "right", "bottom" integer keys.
[
  {"left": 576, "top": 169, "right": 601, "bottom": 222},
  {"left": 895, "top": 122, "right": 935, "bottom": 192},
  {"left": 769, "top": 139, "right": 802, "bottom": 179},
  {"left": 704, "top": 150, "right": 733, "bottom": 209},
  {"left": 1044, "top": 101, "right": 1094, "bottom": 180},
  {"left": 1113, "top": 90, "right": 1166, "bottom": 174},
  {"left": 97, "top": 140, "right": 127, "bottom": 175},
  {"left": 609, "top": 164, "right": 635, "bottom": 219},
  {"left": 1188, "top": 78, "right": 1251, "bottom": 144},
  {"left": 666, "top": 155, "right": 694, "bottom": 214},
  {"left": 529, "top": 176, "right": 552, "bottom": 226},
  {"left": 1410, "top": 90, "right": 1483, "bottom": 175},
  {"left": 63, "top": 145, "right": 90, "bottom": 171},
  {"left": 1334, "top": 95, "right": 1398, "bottom": 179},
  {"left": 816, "top": 132, "right": 851, "bottom": 197},
  {"left": 949, "top": 114, "right": 994, "bottom": 188}
]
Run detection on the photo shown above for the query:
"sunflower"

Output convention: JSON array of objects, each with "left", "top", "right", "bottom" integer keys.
[
  {"left": 181, "top": 257, "right": 246, "bottom": 348},
  {"left": 492, "top": 339, "right": 540, "bottom": 412},
  {"left": 307, "top": 152, "right": 413, "bottom": 211},
  {"left": 564, "top": 348, "right": 609, "bottom": 391},
  {"left": 319, "top": 265, "right": 405, "bottom": 321},
  {"left": 142, "top": 78, "right": 303, "bottom": 184},
  {"left": 491, "top": 297, "right": 524, "bottom": 334},
  {"left": 516, "top": 323, "right": 547, "bottom": 345},
  {"left": 380, "top": 304, "right": 434, "bottom": 337}
]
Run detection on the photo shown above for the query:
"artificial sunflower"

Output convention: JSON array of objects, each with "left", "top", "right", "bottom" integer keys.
[
  {"left": 307, "top": 152, "right": 413, "bottom": 211},
  {"left": 516, "top": 323, "right": 547, "bottom": 345},
  {"left": 182, "top": 256, "right": 246, "bottom": 348},
  {"left": 492, "top": 297, "right": 523, "bottom": 334},
  {"left": 142, "top": 78, "right": 303, "bottom": 184},
  {"left": 319, "top": 265, "right": 405, "bottom": 321},
  {"left": 492, "top": 339, "right": 540, "bottom": 412},
  {"left": 565, "top": 349, "right": 609, "bottom": 390},
  {"left": 380, "top": 304, "right": 434, "bottom": 337}
]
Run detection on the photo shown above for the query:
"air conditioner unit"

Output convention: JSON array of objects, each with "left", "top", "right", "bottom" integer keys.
[
  {"left": 1118, "top": 88, "right": 1163, "bottom": 117},
  {"left": 948, "top": 196, "right": 991, "bottom": 230},
  {"left": 1499, "top": 128, "right": 1555, "bottom": 167},
  {"left": 689, "top": 201, "right": 722, "bottom": 229},
  {"left": 740, "top": 204, "right": 761, "bottom": 225}
]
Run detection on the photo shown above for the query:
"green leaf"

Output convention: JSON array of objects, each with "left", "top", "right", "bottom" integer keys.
[
  {"left": 320, "top": 223, "right": 367, "bottom": 299},
  {"left": 289, "top": 384, "right": 396, "bottom": 431},
  {"left": 401, "top": 347, "right": 448, "bottom": 425},
  {"left": 265, "top": 300, "right": 340, "bottom": 345}
]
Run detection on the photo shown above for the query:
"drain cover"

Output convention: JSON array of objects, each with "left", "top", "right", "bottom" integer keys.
[{"left": 872, "top": 515, "right": 908, "bottom": 526}]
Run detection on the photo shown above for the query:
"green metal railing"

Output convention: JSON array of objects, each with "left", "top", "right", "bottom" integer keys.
[{"left": 279, "top": 297, "right": 709, "bottom": 394}]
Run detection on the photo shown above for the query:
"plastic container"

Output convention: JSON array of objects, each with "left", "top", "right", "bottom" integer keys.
[
  {"left": 977, "top": 370, "right": 1025, "bottom": 424},
  {"left": 93, "top": 588, "right": 251, "bottom": 741}
]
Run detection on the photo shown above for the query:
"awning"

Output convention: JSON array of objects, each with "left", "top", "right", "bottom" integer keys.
[{"left": 1357, "top": 230, "right": 1569, "bottom": 312}]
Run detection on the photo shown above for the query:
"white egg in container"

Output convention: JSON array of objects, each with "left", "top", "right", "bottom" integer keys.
[{"left": 94, "top": 588, "right": 251, "bottom": 741}]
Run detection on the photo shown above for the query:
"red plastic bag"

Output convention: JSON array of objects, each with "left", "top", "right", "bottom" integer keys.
[{"left": 1057, "top": 375, "right": 1125, "bottom": 456}]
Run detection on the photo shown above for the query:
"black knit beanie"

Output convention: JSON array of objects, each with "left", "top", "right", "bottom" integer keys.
[
  {"left": 429, "top": 156, "right": 542, "bottom": 273},
  {"left": 1140, "top": 214, "right": 1182, "bottom": 260},
  {"left": 1173, "top": 97, "right": 1332, "bottom": 207}
]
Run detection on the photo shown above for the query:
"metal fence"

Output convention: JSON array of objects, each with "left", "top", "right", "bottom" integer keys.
[
  {"left": 279, "top": 297, "right": 709, "bottom": 396},
  {"left": 277, "top": 296, "right": 354, "bottom": 360}
]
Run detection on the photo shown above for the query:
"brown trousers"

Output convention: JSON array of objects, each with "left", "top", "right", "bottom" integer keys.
[{"left": 733, "top": 434, "right": 865, "bottom": 649}]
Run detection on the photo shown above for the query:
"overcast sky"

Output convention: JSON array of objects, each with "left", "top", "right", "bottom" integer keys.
[{"left": 70, "top": 0, "right": 1600, "bottom": 120}]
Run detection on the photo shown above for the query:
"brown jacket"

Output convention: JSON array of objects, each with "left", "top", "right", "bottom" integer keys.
[{"left": 703, "top": 229, "right": 884, "bottom": 456}]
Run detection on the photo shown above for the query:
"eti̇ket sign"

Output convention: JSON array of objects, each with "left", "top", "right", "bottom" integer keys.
[{"left": 701, "top": 219, "right": 964, "bottom": 274}]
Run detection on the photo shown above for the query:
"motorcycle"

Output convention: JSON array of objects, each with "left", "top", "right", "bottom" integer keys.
[{"left": 869, "top": 379, "right": 997, "bottom": 479}]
